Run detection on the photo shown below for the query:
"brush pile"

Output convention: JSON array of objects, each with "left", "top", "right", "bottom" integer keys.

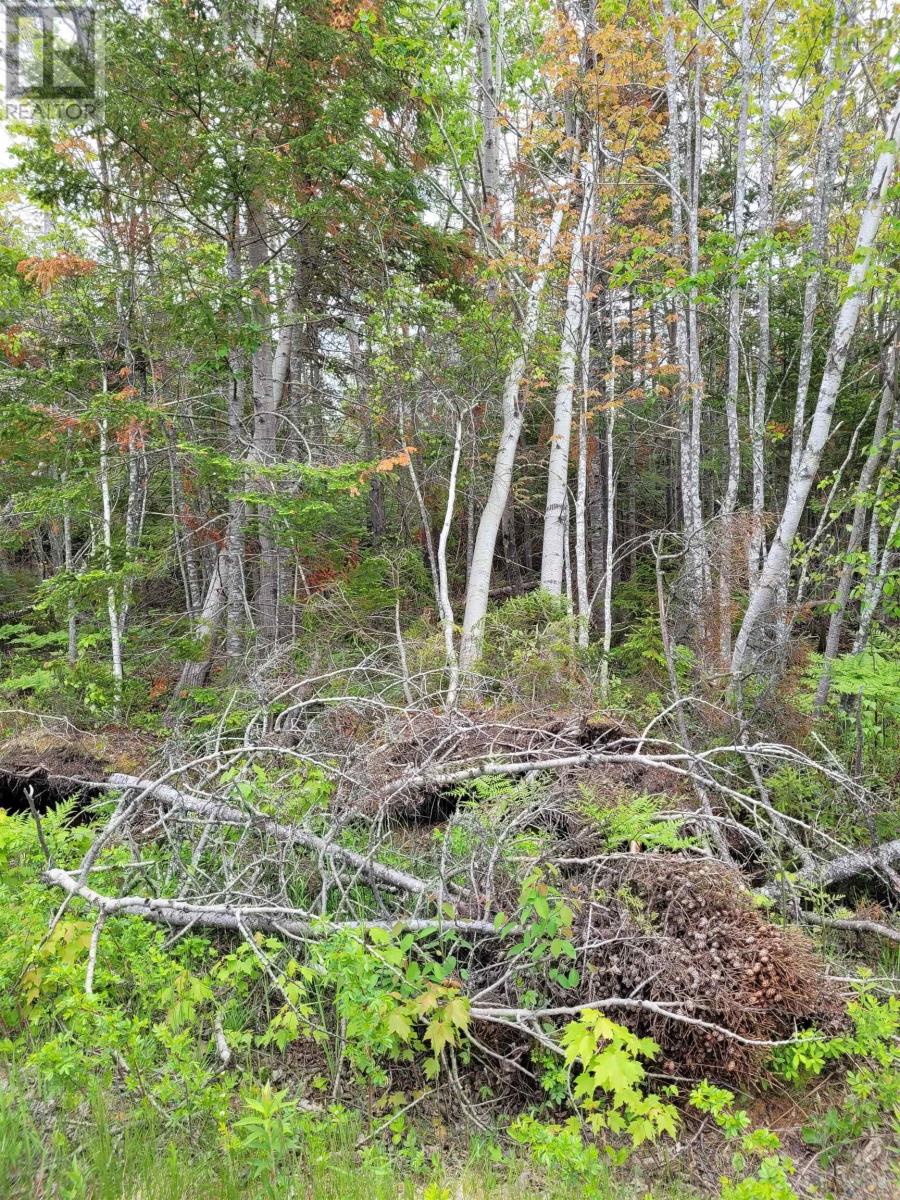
[{"left": 35, "top": 699, "right": 890, "bottom": 1102}]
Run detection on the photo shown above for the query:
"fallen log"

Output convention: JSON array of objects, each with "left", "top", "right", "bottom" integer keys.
[
  {"left": 797, "top": 910, "right": 900, "bottom": 944},
  {"left": 763, "top": 838, "right": 900, "bottom": 898},
  {"left": 42, "top": 869, "right": 804, "bottom": 1050},
  {"left": 43, "top": 868, "right": 497, "bottom": 938},
  {"left": 107, "top": 773, "right": 442, "bottom": 899}
]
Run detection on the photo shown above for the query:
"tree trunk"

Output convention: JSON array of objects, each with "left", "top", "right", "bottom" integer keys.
[
  {"left": 541, "top": 168, "right": 592, "bottom": 594},
  {"left": 685, "top": 0, "right": 708, "bottom": 606},
  {"left": 731, "top": 95, "right": 900, "bottom": 686},
  {"left": 474, "top": 0, "right": 501, "bottom": 250},
  {"left": 814, "top": 334, "right": 897, "bottom": 707},
  {"left": 246, "top": 199, "right": 279, "bottom": 645},
  {"left": 575, "top": 272, "right": 592, "bottom": 648},
  {"left": 225, "top": 210, "right": 248, "bottom": 662},
  {"left": 599, "top": 294, "right": 617, "bottom": 701},
  {"left": 663, "top": 0, "right": 706, "bottom": 618},
  {"left": 98, "top": 408, "right": 123, "bottom": 717},
  {"left": 459, "top": 189, "right": 571, "bottom": 676},
  {"left": 438, "top": 413, "right": 464, "bottom": 708},
  {"left": 748, "top": 9, "right": 773, "bottom": 591},
  {"left": 718, "top": 0, "right": 750, "bottom": 661},
  {"left": 177, "top": 553, "right": 229, "bottom": 693},
  {"left": 787, "top": 14, "right": 846, "bottom": 487},
  {"left": 853, "top": 385, "right": 900, "bottom": 655}
]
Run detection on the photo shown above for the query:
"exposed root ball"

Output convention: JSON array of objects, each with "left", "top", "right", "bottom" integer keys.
[
  {"left": 555, "top": 857, "right": 846, "bottom": 1080},
  {"left": 331, "top": 706, "right": 642, "bottom": 820}
]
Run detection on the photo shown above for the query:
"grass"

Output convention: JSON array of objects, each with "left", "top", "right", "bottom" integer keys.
[{"left": 0, "top": 1073, "right": 698, "bottom": 1200}]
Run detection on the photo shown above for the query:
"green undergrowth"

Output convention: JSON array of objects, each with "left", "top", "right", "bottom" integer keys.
[
  {"left": 0, "top": 1079, "right": 700, "bottom": 1200},
  {"left": 1, "top": 785, "right": 897, "bottom": 1200}
]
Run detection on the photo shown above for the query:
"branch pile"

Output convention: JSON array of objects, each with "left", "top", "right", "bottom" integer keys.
[{"left": 35, "top": 698, "right": 895, "bottom": 1095}]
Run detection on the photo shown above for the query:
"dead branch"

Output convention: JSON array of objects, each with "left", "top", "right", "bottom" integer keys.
[
  {"left": 107, "top": 773, "right": 444, "bottom": 898},
  {"left": 43, "top": 868, "right": 498, "bottom": 938},
  {"left": 470, "top": 998, "right": 809, "bottom": 1048},
  {"left": 798, "top": 911, "right": 900, "bottom": 944},
  {"left": 765, "top": 838, "right": 900, "bottom": 897}
]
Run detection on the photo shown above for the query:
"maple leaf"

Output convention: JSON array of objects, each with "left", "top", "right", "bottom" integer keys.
[
  {"left": 375, "top": 447, "right": 417, "bottom": 473},
  {"left": 443, "top": 995, "right": 470, "bottom": 1032},
  {"left": 385, "top": 1008, "right": 413, "bottom": 1042},
  {"left": 424, "top": 1016, "right": 454, "bottom": 1055}
]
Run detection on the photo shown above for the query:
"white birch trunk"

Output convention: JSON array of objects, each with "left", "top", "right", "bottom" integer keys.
[
  {"left": 731, "top": 95, "right": 900, "bottom": 684},
  {"left": 599, "top": 299, "right": 617, "bottom": 700},
  {"left": 225, "top": 211, "right": 248, "bottom": 662},
  {"left": 246, "top": 200, "right": 279, "bottom": 645},
  {"left": 400, "top": 396, "right": 441, "bottom": 609},
  {"left": 685, "top": 0, "right": 708, "bottom": 602},
  {"left": 718, "top": 0, "right": 750, "bottom": 660},
  {"left": 663, "top": 0, "right": 705, "bottom": 612},
  {"left": 438, "top": 413, "right": 463, "bottom": 708},
  {"left": 774, "top": 19, "right": 847, "bottom": 640},
  {"left": 748, "top": 9, "right": 773, "bottom": 590},
  {"left": 98, "top": 406, "right": 123, "bottom": 716},
  {"left": 474, "top": 0, "right": 501, "bottom": 247},
  {"left": 853, "top": 506, "right": 900, "bottom": 657},
  {"left": 599, "top": 407, "right": 616, "bottom": 701},
  {"left": 724, "top": 0, "right": 750, "bottom": 514},
  {"left": 62, "top": 431, "right": 77, "bottom": 664},
  {"left": 788, "top": 16, "right": 846, "bottom": 486},
  {"left": 574, "top": 279, "right": 592, "bottom": 649},
  {"left": 854, "top": 390, "right": 900, "bottom": 654},
  {"left": 177, "top": 554, "right": 228, "bottom": 693},
  {"left": 540, "top": 171, "right": 592, "bottom": 594},
  {"left": 459, "top": 188, "right": 571, "bottom": 676},
  {"left": 118, "top": 423, "right": 147, "bottom": 632}
]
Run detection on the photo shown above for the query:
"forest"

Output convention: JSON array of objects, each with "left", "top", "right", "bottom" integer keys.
[{"left": 0, "top": 0, "right": 897, "bottom": 1196}]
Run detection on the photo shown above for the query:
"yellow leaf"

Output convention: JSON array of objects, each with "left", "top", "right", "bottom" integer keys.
[
  {"left": 425, "top": 1016, "right": 453, "bottom": 1055},
  {"left": 386, "top": 1009, "right": 413, "bottom": 1041},
  {"left": 444, "top": 995, "right": 470, "bottom": 1030}
]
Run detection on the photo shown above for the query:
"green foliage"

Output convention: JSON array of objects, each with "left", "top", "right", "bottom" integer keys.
[
  {"left": 802, "top": 635, "right": 900, "bottom": 779},
  {"left": 479, "top": 592, "right": 586, "bottom": 704},
  {"left": 305, "top": 926, "right": 472, "bottom": 1085},
  {"left": 769, "top": 979, "right": 900, "bottom": 1168},
  {"left": 609, "top": 613, "right": 694, "bottom": 707},
  {"left": 228, "top": 1084, "right": 309, "bottom": 1182},
  {"left": 578, "top": 788, "right": 697, "bottom": 853},
  {"left": 6, "top": 805, "right": 700, "bottom": 1196},
  {"left": 690, "top": 1082, "right": 798, "bottom": 1200},
  {"left": 765, "top": 764, "right": 876, "bottom": 845},
  {"left": 827, "top": 643, "right": 900, "bottom": 708},
  {"left": 560, "top": 1010, "right": 679, "bottom": 1150},
  {"left": 508, "top": 868, "right": 580, "bottom": 992},
  {"left": 507, "top": 1114, "right": 607, "bottom": 1189}
]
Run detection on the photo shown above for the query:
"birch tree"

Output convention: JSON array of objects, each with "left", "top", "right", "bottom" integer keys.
[
  {"left": 748, "top": 8, "right": 774, "bottom": 589},
  {"left": 814, "top": 334, "right": 897, "bottom": 708},
  {"left": 540, "top": 167, "right": 593, "bottom": 595},
  {"left": 853, "top": 378, "right": 900, "bottom": 656},
  {"left": 662, "top": 0, "right": 707, "bottom": 620},
  {"left": 459, "top": 187, "right": 572, "bottom": 675},
  {"left": 731, "top": 94, "right": 900, "bottom": 686},
  {"left": 574, "top": 250, "right": 594, "bottom": 648},
  {"left": 718, "top": 0, "right": 751, "bottom": 660}
]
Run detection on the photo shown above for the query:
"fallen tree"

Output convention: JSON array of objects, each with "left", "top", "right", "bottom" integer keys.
[
  {"left": 106, "top": 773, "right": 444, "bottom": 899},
  {"left": 32, "top": 706, "right": 893, "bottom": 1089}
]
